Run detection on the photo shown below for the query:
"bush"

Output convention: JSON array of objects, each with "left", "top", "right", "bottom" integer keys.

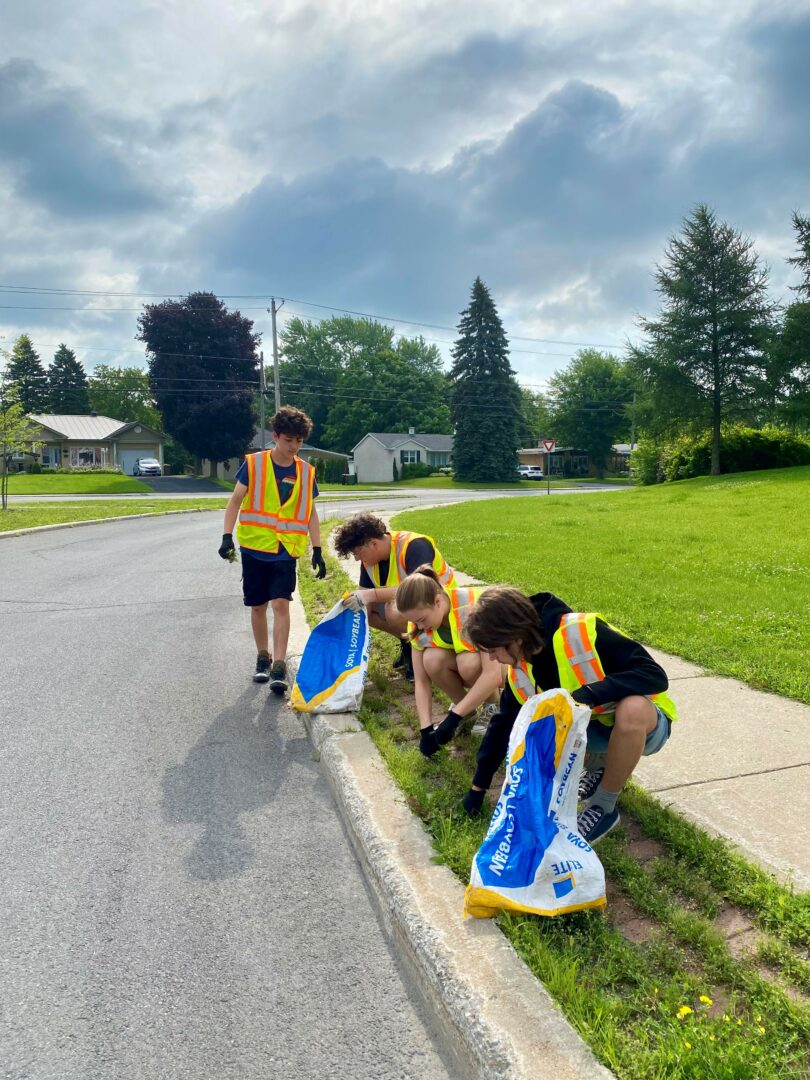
[
  {"left": 629, "top": 438, "right": 664, "bottom": 485},
  {"left": 29, "top": 462, "right": 43, "bottom": 474},
  {"left": 311, "top": 456, "right": 346, "bottom": 484},
  {"left": 400, "top": 461, "right": 434, "bottom": 481},
  {"left": 47, "top": 466, "right": 125, "bottom": 474},
  {"left": 637, "top": 425, "right": 810, "bottom": 482}
]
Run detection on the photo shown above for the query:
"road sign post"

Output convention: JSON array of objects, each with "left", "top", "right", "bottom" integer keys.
[{"left": 542, "top": 439, "right": 555, "bottom": 495}]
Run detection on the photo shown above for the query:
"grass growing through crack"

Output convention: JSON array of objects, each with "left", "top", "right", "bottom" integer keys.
[{"left": 299, "top": 525, "right": 810, "bottom": 1078}]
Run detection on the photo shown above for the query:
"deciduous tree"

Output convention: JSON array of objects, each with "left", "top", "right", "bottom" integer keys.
[
  {"left": 137, "top": 292, "right": 259, "bottom": 465},
  {"left": 88, "top": 365, "right": 162, "bottom": 429}
]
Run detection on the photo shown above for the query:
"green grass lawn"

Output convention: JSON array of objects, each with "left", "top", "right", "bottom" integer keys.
[
  {"left": 298, "top": 537, "right": 810, "bottom": 1080},
  {"left": 0, "top": 499, "right": 228, "bottom": 532},
  {"left": 5, "top": 473, "right": 151, "bottom": 494},
  {"left": 391, "top": 465, "right": 810, "bottom": 704}
]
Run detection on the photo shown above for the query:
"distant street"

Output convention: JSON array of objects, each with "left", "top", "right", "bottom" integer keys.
[{"left": 0, "top": 516, "right": 454, "bottom": 1080}]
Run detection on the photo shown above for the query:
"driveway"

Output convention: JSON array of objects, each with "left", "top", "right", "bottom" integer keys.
[{"left": 136, "top": 475, "right": 227, "bottom": 494}]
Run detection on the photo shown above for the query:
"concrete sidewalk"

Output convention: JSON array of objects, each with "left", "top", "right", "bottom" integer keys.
[{"left": 637, "top": 648, "right": 810, "bottom": 891}]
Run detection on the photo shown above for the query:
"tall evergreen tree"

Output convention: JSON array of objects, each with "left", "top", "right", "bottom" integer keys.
[
  {"left": 49, "top": 344, "right": 90, "bottom": 413},
  {"left": 631, "top": 205, "right": 775, "bottom": 475},
  {"left": 788, "top": 210, "right": 810, "bottom": 298},
  {"left": 138, "top": 292, "right": 259, "bottom": 465},
  {"left": 450, "top": 277, "right": 521, "bottom": 482},
  {"left": 4, "top": 335, "right": 49, "bottom": 414}
]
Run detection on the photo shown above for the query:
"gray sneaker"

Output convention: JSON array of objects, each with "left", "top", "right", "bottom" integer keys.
[
  {"left": 269, "top": 660, "right": 289, "bottom": 695},
  {"left": 253, "top": 651, "right": 271, "bottom": 683}
]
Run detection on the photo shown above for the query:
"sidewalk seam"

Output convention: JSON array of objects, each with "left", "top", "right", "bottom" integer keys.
[{"left": 651, "top": 760, "right": 810, "bottom": 793}]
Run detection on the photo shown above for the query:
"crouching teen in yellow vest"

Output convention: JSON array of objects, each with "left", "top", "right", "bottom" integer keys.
[
  {"left": 461, "top": 587, "right": 677, "bottom": 846},
  {"left": 333, "top": 512, "right": 455, "bottom": 679},
  {"left": 219, "top": 406, "right": 325, "bottom": 694},
  {"left": 395, "top": 567, "right": 503, "bottom": 758}
]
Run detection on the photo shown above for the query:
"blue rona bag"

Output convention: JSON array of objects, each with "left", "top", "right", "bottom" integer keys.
[
  {"left": 465, "top": 688, "right": 606, "bottom": 918},
  {"left": 291, "top": 600, "right": 370, "bottom": 713}
]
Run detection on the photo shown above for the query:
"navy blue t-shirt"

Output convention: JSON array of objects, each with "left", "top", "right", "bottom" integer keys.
[{"left": 236, "top": 456, "right": 318, "bottom": 561}]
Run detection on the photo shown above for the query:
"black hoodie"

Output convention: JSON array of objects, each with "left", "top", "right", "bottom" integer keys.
[{"left": 471, "top": 592, "right": 670, "bottom": 791}]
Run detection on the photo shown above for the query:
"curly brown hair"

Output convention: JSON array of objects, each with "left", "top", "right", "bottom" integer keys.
[
  {"left": 271, "top": 405, "right": 313, "bottom": 439},
  {"left": 333, "top": 512, "right": 388, "bottom": 557},
  {"left": 464, "top": 586, "right": 545, "bottom": 657}
]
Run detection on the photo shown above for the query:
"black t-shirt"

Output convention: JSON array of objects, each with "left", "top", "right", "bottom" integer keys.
[{"left": 358, "top": 537, "right": 436, "bottom": 588}]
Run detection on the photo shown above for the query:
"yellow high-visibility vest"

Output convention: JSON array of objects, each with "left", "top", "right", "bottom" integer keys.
[
  {"left": 236, "top": 451, "right": 315, "bottom": 558},
  {"left": 410, "top": 586, "right": 485, "bottom": 652},
  {"left": 507, "top": 612, "right": 678, "bottom": 729},
  {"left": 366, "top": 530, "right": 455, "bottom": 590}
]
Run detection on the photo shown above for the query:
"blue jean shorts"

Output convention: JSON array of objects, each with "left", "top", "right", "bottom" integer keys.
[{"left": 586, "top": 706, "right": 671, "bottom": 756}]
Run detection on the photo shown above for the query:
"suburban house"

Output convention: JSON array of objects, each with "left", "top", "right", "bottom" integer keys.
[
  {"left": 19, "top": 414, "right": 164, "bottom": 474},
  {"left": 202, "top": 430, "right": 350, "bottom": 481},
  {"left": 351, "top": 430, "right": 454, "bottom": 483},
  {"left": 518, "top": 441, "right": 633, "bottom": 477}
]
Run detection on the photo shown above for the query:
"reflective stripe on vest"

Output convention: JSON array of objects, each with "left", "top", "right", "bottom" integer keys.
[
  {"left": 236, "top": 452, "right": 315, "bottom": 558},
  {"left": 411, "top": 586, "right": 484, "bottom": 652},
  {"left": 508, "top": 613, "right": 678, "bottom": 729},
  {"left": 368, "top": 531, "right": 456, "bottom": 590}
]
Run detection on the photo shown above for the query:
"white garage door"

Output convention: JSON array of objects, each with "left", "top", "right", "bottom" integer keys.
[{"left": 118, "top": 450, "right": 142, "bottom": 475}]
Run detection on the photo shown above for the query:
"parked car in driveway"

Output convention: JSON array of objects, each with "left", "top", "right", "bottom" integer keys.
[
  {"left": 518, "top": 465, "right": 544, "bottom": 480},
  {"left": 133, "top": 458, "right": 162, "bottom": 476}
]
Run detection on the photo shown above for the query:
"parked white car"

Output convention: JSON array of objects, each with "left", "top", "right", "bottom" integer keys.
[
  {"left": 133, "top": 458, "right": 162, "bottom": 477},
  {"left": 521, "top": 466, "right": 544, "bottom": 480}
]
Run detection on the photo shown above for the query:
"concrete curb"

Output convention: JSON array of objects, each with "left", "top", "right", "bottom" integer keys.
[
  {"left": 288, "top": 590, "right": 613, "bottom": 1080},
  {"left": 300, "top": 708, "right": 614, "bottom": 1080},
  {"left": 0, "top": 506, "right": 221, "bottom": 539}
]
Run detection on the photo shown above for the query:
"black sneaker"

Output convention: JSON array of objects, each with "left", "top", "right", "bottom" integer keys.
[
  {"left": 577, "top": 804, "right": 620, "bottom": 845},
  {"left": 392, "top": 639, "right": 411, "bottom": 670},
  {"left": 269, "top": 660, "right": 289, "bottom": 695},
  {"left": 253, "top": 651, "right": 271, "bottom": 683},
  {"left": 578, "top": 766, "right": 604, "bottom": 803}
]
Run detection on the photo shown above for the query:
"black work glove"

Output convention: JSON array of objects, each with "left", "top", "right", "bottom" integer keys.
[
  {"left": 218, "top": 533, "right": 236, "bottom": 561},
  {"left": 462, "top": 789, "right": 486, "bottom": 817},
  {"left": 311, "top": 546, "right": 327, "bottom": 579},
  {"left": 419, "top": 727, "right": 439, "bottom": 758},
  {"left": 433, "top": 709, "right": 463, "bottom": 746}
]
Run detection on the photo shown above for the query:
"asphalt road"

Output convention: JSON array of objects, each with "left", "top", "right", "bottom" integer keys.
[{"left": 0, "top": 516, "right": 456, "bottom": 1080}]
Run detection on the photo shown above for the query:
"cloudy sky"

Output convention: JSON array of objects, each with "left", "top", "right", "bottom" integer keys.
[{"left": 1, "top": 0, "right": 808, "bottom": 388}]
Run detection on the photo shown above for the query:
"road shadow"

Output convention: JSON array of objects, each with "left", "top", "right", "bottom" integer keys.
[{"left": 161, "top": 686, "right": 293, "bottom": 881}]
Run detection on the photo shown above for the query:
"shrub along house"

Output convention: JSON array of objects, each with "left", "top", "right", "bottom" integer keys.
[
  {"left": 24, "top": 414, "right": 164, "bottom": 473},
  {"left": 351, "top": 430, "right": 454, "bottom": 483}
]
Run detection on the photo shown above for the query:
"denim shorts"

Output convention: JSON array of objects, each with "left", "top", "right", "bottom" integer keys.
[{"left": 586, "top": 706, "right": 671, "bottom": 756}]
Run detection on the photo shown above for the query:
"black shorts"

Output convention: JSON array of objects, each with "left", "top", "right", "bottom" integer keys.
[{"left": 241, "top": 551, "right": 297, "bottom": 606}]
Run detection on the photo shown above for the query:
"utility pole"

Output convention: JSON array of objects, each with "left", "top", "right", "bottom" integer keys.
[
  {"left": 259, "top": 350, "right": 266, "bottom": 449},
  {"left": 269, "top": 298, "right": 284, "bottom": 412},
  {"left": 630, "top": 391, "right": 637, "bottom": 451}
]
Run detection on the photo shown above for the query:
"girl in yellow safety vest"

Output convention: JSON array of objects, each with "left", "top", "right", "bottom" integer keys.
[
  {"left": 395, "top": 566, "right": 503, "bottom": 758},
  {"left": 460, "top": 586, "right": 678, "bottom": 846}
]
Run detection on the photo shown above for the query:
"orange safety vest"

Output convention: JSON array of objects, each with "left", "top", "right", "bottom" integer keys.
[
  {"left": 507, "top": 612, "right": 678, "bottom": 729},
  {"left": 411, "top": 586, "right": 485, "bottom": 652},
  {"left": 236, "top": 451, "right": 315, "bottom": 558},
  {"left": 367, "top": 530, "right": 455, "bottom": 590}
]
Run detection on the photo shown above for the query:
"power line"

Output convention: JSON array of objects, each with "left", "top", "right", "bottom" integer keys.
[{"left": 0, "top": 282, "right": 626, "bottom": 350}]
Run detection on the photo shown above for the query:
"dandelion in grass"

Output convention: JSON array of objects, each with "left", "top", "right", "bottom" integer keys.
[
  {"left": 677, "top": 1005, "right": 693, "bottom": 1019},
  {"left": 699, "top": 995, "right": 713, "bottom": 1005},
  {"left": 757, "top": 1026, "right": 766, "bottom": 1034},
  {"left": 684, "top": 1041, "right": 692, "bottom": 1049}
]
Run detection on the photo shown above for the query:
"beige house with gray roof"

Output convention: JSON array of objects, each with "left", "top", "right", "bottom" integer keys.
[{"left": 25, "top": 414, "right": 164, "bottom": 474}]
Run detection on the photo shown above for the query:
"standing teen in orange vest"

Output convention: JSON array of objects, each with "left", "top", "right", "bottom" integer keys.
[
  {"left": 219, "top": 406, "right": 326, "bottom": 693},
  {"left": 395, "top": 567, "right": 502, "bottom": 757}
]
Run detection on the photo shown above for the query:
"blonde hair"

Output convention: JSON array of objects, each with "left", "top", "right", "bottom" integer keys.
[{"left": 395, "top": 564, "right": 444, "bottom": 613}]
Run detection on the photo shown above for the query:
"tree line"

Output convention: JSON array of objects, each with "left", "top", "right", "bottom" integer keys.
[{"left": 2, "top": 203, "right": 809, "bottom": 482}]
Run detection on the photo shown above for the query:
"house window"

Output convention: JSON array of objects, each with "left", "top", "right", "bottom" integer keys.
[
  {"left": 70, "top": 446, "right": 108, "bottom": 468},
  {"left": 400, "top": 450, "right": 421, "bottom": 464},
  {"left": 427, "top": 452, "right": 449, "bottom": 467},
  {"left": 40, "top": 447, "right": 59, "bottom": 467}
]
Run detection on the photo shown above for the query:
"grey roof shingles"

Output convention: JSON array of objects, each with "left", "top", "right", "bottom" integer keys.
[{"left": 360, "top": 432, "right": 454, "bottom": 452}]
